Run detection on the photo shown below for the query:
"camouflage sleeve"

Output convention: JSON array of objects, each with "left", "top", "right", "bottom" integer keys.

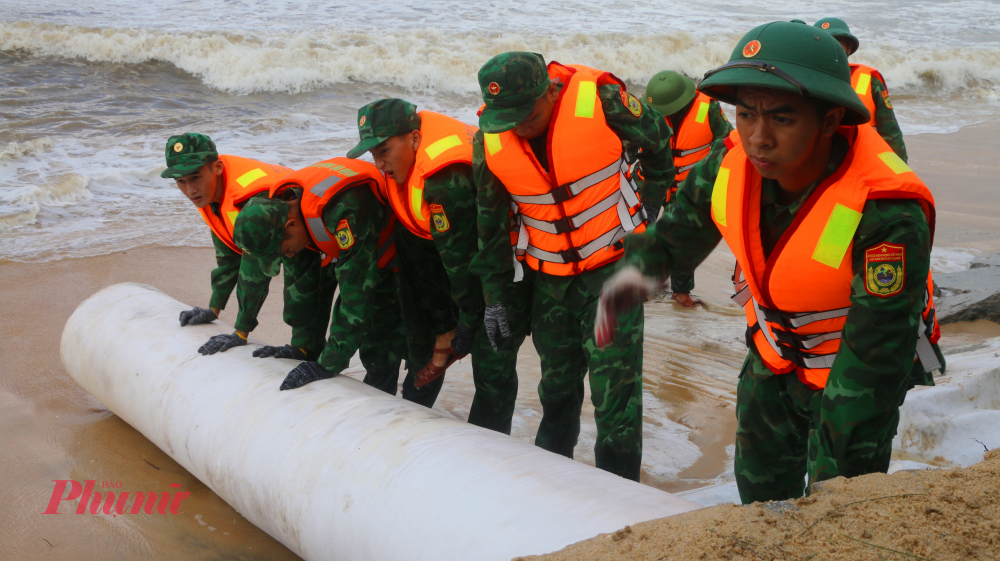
[
  {"left": 600, "top": 84, "right": 675, "bottom": 213},
  {"left": 870, "top": 77, "right": 908, "bottom": 162},
  {"left": 623, "top": 138, "right": 726, "bottom": 278},
  {"left": 708, "top": 99, "right": 734, "bottom": 140},
  {"left": 233, "top": 250, "right": 274, "bottom": 333},
  {"left": 470, "top": 130, "right": 516, "bottom": 308},
  {"left": 814, "top": 200, "right": 930, "bottom": 480},
  {"left": 208, "top": 232, "right": 241, "bottom": 310},
  {"left": 424, "top": 164, "right": 486, "bottom": 330},
  {"left": 315, "top": 186, "right": 383, "bottom": 374}
]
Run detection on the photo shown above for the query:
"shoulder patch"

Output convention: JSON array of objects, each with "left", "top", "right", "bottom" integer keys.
[
  {"left": 430, "top": 203, "right": 450, "bottom": 233},
  {"left": 335, "top": 219, "right": 355, "bottom": 250},
  {"left": 623, "top": 92, "right": 643, "bottom": 118},
  {"left": 865, "top": 242, "right": 905, "bottom": 298},
  {"left": 881, "top": 89, "right": 893, "bottom": 109}
]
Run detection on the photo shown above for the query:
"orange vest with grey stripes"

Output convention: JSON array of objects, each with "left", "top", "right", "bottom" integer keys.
[
  {"left": 483, "top": 63, "right": 647, "bottom": 276},
  {"left": 198, "top": 155, "right": 292, "bottom": 253},
  {"left": 666, "top": 91, "right": 717, "bottom": 201},
  {"left": 712, "top": 125, "right": 941, "bottom": 390},
  {"left": 270, "top": 158, "right": 393, "bottom": 269},
  {"left": 850, "top": 63, "right": 886, "bottom": 127},
  {"left": 386, "top": 111, "right": 476, "bottom": 240}
]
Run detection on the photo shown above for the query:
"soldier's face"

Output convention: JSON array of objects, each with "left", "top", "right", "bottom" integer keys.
[
  {"left": 734, "top": 87, "right": 843, "bottom": 192},
  {"left": 837, "top": 38, "right": 852, "bottom": 56},
  {"left": 371, "top": 131, "right": 420, "bottom": 183},
  {"left": 515, "top": 83, "right": 560, "bottom": 139},
  {"left": 174, "top": 161, "right": 224, "bottom": 208}
]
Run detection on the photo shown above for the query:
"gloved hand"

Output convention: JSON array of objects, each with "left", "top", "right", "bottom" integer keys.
[
  {"left": 642, "top": 204, "right": 660, "bottom": 224},
  {"left": 595, "top": 266, "right": 660, "bottom": 348},
  {"left": 198, "top": 332, "right": 247, "bottom": 355},
  {"left": 253, "top": 344, "right": 307, "bottom": 360},
  {"left": 483, "top": 304, "right": 510, "bottom": 352},
  {"left": 179, "top": 307, "right": 217, "bottom": 327},
  {"left": 280, "top": 361, "right": 335, "bottom": 391},
  {"left": 452, "top": 321, "right": 475, "bottom": 356}
]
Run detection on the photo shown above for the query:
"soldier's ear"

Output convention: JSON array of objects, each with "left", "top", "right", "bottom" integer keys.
[
  {"left": 410, "top": 129, "right": 422, "bottom": 151},
  {"left": 210, "top": 159, "right": 224, "bottom": 176}
]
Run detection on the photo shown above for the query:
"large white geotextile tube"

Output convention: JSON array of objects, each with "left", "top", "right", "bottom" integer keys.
[{"left": 61, "top": 283, "right": 700, "bottom": 561}]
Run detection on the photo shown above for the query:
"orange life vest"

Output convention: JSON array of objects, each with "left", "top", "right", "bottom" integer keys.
[
  {"left": 384, "top": 111, "right": 476, "bottom": 240},
  {"left": 850, "top": 63, "right": 885, "bottom": 127},
  {"left": 483, "top": 62, "right": 648, "bottom": 276},
  {"left": 712, "top": 126, "right": 941, "bottom": 390},
  {"left": 270, "top": 158, "right": 392, "bottom": 269},
  {"left": 198, "top": 155, "right": 293, "bottom": 253},
  {"left": 665, "top": 91, "right": 717, "bottom": 202}
]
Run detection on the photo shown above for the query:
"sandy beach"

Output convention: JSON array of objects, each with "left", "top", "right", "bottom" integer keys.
[{"left": 1, "top": 123, "right": 998, "bottom": 559}]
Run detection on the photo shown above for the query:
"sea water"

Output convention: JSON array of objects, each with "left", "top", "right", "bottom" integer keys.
[{"left": 2, "top": 0, "right": 999, "bottom": 262}]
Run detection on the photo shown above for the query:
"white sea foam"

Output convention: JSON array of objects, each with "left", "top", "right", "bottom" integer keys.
[
  {"left": 0, "top": 137, "right": 54, "bottom": 161},
  {"left": 931, "top": 247, "right": 978, "bottom": 274}
]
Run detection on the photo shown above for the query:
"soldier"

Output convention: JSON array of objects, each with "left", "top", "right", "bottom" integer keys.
[
  {"left": 815, "top": 17, "right": 908, "bottom": 161},
  {"left": 161, "top": 133, "right": 329, "bottom": 358},
  {"left": 472, "top": 52, "right": 674, "bottom": 479},
  {"left": 645, "top": 70, "right": 734, "bottom": 307},
  {"left": 346, "top": 99, "right": 530, "bottom": 433},
  {"left": 597, "top": 22, "right": 945, "bottom": 502},
  {"left": 228, "top": 157, "right": 413, "bottom": 399}
]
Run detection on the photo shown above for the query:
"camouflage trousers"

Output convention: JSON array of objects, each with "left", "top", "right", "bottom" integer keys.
[
  {"left": 356, "top": 266, "right": 408, "bottom": 394},
  {"left": 668, "top": 270, "right": 695, "bottom": 294},
  {"left": 280, "top": 249, "right": 333, "bottom": 361},
  {"left": 532, "top": 271, "right": 644, "bottom": 481},
  {"left": 734, "top": 353, "right": 910, "bottom": 504}
]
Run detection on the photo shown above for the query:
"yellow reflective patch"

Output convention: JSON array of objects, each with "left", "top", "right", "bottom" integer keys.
[
  {"left": 695, "top": 101, "right": 710, "bottom": 124},
  {"left": 574, "top": 81, "right": 597, "bottom": 118},
  {"left": 878, "top": 151, "right": 912, "bottom": 174},
  {"left": 812, "top": 203, "right": 863, "bottom": 269},
  {"left": 411, "top": 186, "right": 425, "bottom": 220},
  {"left": 236, "top": 168, "right": 267, "bottom": 188},
  {"left": 227, "top": 210, "right": 239, "bottom": 226},
  {"left": 711, "top": 167, "right": 730, "bottom": 227},
  {"left": 424, "top": 135, "right": 462, "bottom": 160},
  {"left": 854, "top": 73, "right": 871, "bottom": 95},
  {"left": 484, "top": 133, "right": 503, "bottom": 156}
]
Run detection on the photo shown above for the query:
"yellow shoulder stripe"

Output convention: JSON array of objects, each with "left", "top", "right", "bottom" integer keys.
[
  {"left": 424, "top": 135, "right": 462, "bottom": 160},
  {"left": 574, "top": 81, "right": 597, "bottom": 119},
  {"left": 812, "top": 203, "right": 863, "bottom": 269},
  {"left": 877, "top": 151, "right": 912, "bottom": 174},
  {"left": 854, "top": 73, "right": 871, "bottom": 95},
  {"left": 236, "top": 168, "right": 267, "bottom": 188},
  {"left": 695, "top": 101, "right": 710, "bottom": 124},
  {"left": 484, "top": 133, "right": 503, "bottom": 156},
  {"left": 226, "top": 210, "right": 239, "bottom": 226}
]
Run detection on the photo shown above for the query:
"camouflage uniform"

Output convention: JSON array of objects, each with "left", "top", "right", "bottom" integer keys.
[
  {"left": 347, "top": 99, "right": 529, "bottom": 430},
  {"left": 472, "top": 52, "right": 675, "bottom": 479},
  {"left": 625, "top": 87, "right": 944, "bottom": 503}
]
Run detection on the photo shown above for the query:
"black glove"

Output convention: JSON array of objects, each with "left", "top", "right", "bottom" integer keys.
[
  {"left": 642, "top": 204, "right": 660, "bottom": 224},
  {"left": 452, "top": 321, "right": 475, "bottom": 356},
  {"left": 179, "top": 307, "right": 217, "bottom": 327},
  {"left": 483, "top": 304, "right": 510, "bottom": 352},
  {"left": 253, "top": 344, "right": 307, "bottom": 360},
  {"left": 198, "top": 332, "right": 247, "bottom": 355},
  {"left": 280, "top": 361, "right": 335, "bottom": 391}
]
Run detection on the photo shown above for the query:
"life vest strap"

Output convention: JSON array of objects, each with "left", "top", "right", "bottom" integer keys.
[
  {"left": 520, "top": 189, "right": 621, "bottom": 235},
  {"left": 509, "top": 158, "right": 621, "bottom": 205},
  {"left": 525, "top": 217, "right": 636, "bottom": 265},
  {"left": 673, "top": 142, "right": 712, "bottom": 159},
  {"left": 757, "top": 303, "right": 851, "bottom": 330},
  {"left": 732, "top": 284, "right": 752, "bottom": 307},
  {"left": 771, "top": 328, "right": 842, "bottom": 350},
  {"left": 676, "top": 161, "right": 700, "bottom": 175}
]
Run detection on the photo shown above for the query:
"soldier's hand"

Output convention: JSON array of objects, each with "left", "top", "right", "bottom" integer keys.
[
  {"left": 595, "top": 266, "right": 659, "bottom": 348},
  {"left": 483, "top": 304, "right": 511, "bottom": 352},
  {"left": 452, "top": 321, "right": 475, "bottom": 356},
  {"left": 198, "top": 332, "right": 247, "bottom": 355},
  {"left": 642, "top": 204, "right": 660, "bottom": 224},
  {"left": 253, "top": 344, "right": 307, "bottom": 360},
  {"left": 179, "top": 307, "right": 217, "bottom": 327},
  {"left": 280, "top": 361, "right": 335, "bottom": 391}
]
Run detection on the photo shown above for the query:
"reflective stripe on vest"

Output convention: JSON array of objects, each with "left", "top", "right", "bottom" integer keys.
[
  {"left": 714, "top": 126, "right": 939, "bottom": 389},
  {"left": 850, "top": 63, "right": 883, "bottom": 127},
  {"left": 483, "top": 62, "right": 648, "bottom": 276},
  {"left": 198, "top": 155, "right": 293, "bottom": 253},
  {"left": 666, "top": 92, "right": 718, "bottom": 201}
]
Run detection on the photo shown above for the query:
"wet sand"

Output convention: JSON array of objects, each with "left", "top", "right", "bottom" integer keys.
[{"left": 2, "top": 123, "right": 998, "bottom": 559}]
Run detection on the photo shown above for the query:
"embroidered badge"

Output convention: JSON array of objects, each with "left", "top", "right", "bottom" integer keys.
[
  {"left": 743, "top": 40, "right": 761, "bottom": 58},
  {"left": 624, "top": 92, "right": 643, "bottom": 117},
  {"left": 359, "top": 115, "right": 366, "bottom": 127},
  {"left": 173, "top": 142, "right": 184, "bottom": 153},
  {"left": 865, "top": 242, "right": 905, "bottom": 298},
  {"left": 430, "top": 203, "right": 450, "bottom": 233},
  {"left": 881, "top": 90, "right": 893, "bottom": 109},
  {"left": 335, "top": 219, "right": 355, "bottom": 250},
  {"left": 821, "top": 22, "right": 831, "bottom": 29},
  {"left": 488, "top": 82, "right": 501, "bottom": 95}
]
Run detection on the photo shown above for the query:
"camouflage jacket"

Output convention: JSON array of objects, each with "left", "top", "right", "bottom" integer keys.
[
  {"left": 471, "top": 82, "right": 676, "bottom": 306},
  {"left": 625, "top": 131, "right": 939, "bottom": 386},
  {"left": 235, "top": 186, "right": 387, "bottom": 373},
  {"left": 870, "top": 75, "right": 908, "bottom": 163}
]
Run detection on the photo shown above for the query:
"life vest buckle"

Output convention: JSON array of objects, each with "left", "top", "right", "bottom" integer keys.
[
  {"left": 549, "top": 184, "right": 574, "bottom": 204},
  {"left": 551, "top": 216, "right": 574, "bottom": 234}
]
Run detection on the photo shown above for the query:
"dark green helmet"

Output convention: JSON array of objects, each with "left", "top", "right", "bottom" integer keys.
[
  {"left": 814, "top": 17, "right": 859, "bottom": 56},
  {"left": 644, "top": 71, "right": 696, "bottom": 117},
  {"left": 698, "top": 21, "right": 870, "bottom": 125}
]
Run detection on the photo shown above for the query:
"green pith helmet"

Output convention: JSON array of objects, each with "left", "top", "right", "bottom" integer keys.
[
  {"left": 233, "top": 198, "right": 288, "bottom": 277},
  {"left": 814, "top": 17, "right": 859, "bottom": 56},
  {"left": 161, "top": 133, "right": 218, "bottom": 179},
  {"left": 644, "top": 71, "right": 697, "bottom": 117},
  {"left": 698, "top": 21, "right": 870, "bottom": 125},
  {"left": 346, "top": 99, "right": 421, "bottom": 159},
  {"left": 477, "top": 52, "right": 551, "bottom": 134}
]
